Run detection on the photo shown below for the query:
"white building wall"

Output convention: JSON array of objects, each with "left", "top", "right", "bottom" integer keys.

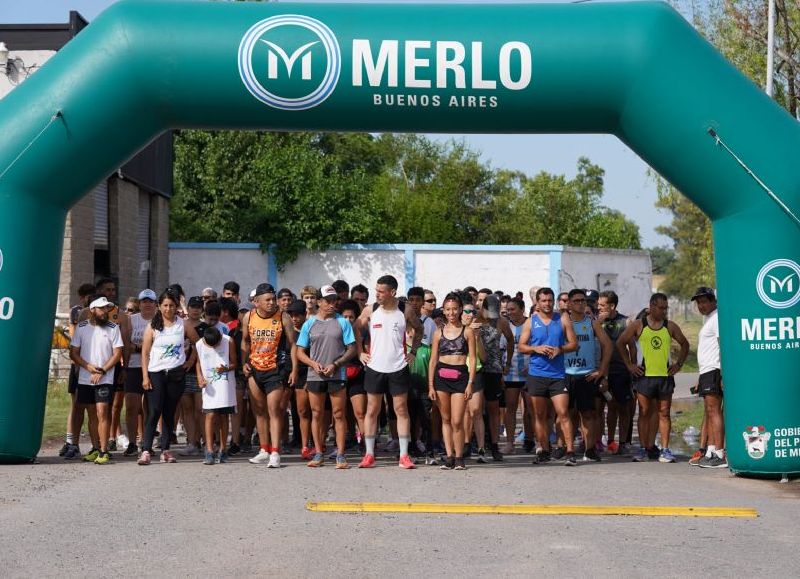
[
  {"left": 169, "top": 245, "right": 268, "bottom": 299},
  {"left": 0, "top": 50, "right": 55, "bottom": 98},
  {"left": 414, "top": 250, "right": 551, "bottom": 302},
  {"left": 277, "top": 249, "right": 406, "bottom": 295},
  {"left": 559, "top": 247, "right": 652, "bottom": 317}
]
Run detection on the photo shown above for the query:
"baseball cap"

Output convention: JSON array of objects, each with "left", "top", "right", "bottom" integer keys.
[
  {"left": 138, "top": 289, "right": 157, "bottom": 301},
  {"left": 187, "top": 296, "right": 204, "bottom": 308},
  {"left": 277, "top": 287, "right": 294, "bottom": 299},
  {"left": 483, "top": 294, "right": 501, "bottom": 319},
  {"left": 286, "top": 299, "right": 307, "bottom": 315},
  {"left": 89, "top": 296, "right": 114, "bottom": 309},
  {"left": 584, "top": 289, "right": 599, "bottom": 302},
  {"left": 691, "top": 286, "right": 716, "bottom": 301},
  {"left": 320, "top": 285, "right": 338, "bottom": 299},
  {"left": 254, "top": 283, "right": 275, "bottom": 298}
]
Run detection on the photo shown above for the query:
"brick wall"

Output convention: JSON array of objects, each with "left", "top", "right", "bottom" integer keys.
[
  {"left": 150, "top": 194, "right": 170, "bottom": 293},
  {"left": 57, "top": 190, "right": 95, "bottom": 315},
  {"left": 109, "top": 176, "right": 141, "bottom": 303}
]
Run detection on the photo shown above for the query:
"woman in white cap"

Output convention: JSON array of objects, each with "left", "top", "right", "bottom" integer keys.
[
  {"left": 138, "top": 288, "right": 200, "bottom": 465},
  {"left": 121, "top": 289, "right": 157, "bottom": 456}
]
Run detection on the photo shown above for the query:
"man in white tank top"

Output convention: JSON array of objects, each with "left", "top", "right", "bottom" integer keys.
[{"left": 355, "top": 275, "right": 424, "bottom": 469}]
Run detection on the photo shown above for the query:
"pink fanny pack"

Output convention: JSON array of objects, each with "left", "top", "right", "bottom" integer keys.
[{"left": 438, "top": 367, "right": 462, "bottom": 380}]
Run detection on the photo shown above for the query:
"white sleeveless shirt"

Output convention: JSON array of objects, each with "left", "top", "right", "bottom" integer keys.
[
  {"left": 128, "top": 313, "right": 150, "bottom": 368},
  {"left": 368, "top": 306, "right": 407, "bottom": 373},
  {"left": 197, "top": 336, "right": 236, "bottom": 409},
  {"left": 148, "top": 317, "right": 187, "bottom": 372}
]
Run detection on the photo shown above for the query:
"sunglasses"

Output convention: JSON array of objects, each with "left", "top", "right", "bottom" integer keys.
[
  {"left": 463, "top": 309, "right": 475, "bottom": 314},
  {"left": 124, "top": 307, "right": 137, "bottom": 313},
  {"left": 425, "top": 299, "right": 436, "bottom": 303}
]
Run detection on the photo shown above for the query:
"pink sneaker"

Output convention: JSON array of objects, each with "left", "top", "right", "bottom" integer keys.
[
  {"left": 358, "top": 454, "right": 376, "bottom": 468},
  {"left": 160, "top": 451, "right": 177, "bottom": 463},
  {"left": 137, "top": 450, "right": 151, "bottom": 465},
  {"left": 398, "top": 454, "right": 416, "bottom": 469}
]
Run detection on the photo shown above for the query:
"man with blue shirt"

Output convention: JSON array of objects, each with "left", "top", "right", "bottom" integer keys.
[
  {"left": 295, "top": 284, "right": 357, "bottom": 469},
  {"left": 518, "top": 288, "right": 579, "bottom": 465}
]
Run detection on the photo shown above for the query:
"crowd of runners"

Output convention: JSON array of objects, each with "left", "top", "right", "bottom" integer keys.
[{"left": 63, "top": 274, "right": 726, "bottom": 470}]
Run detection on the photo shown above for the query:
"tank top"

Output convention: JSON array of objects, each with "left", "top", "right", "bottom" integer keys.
[
  {"left": 196, "top": 336, "right": 236, "bottom": 409},
  {"left": 528, "top": 313, "right": 566, "bottom": 379},
  {"left": 480, "top": 321, "right": 504, "bottom": 374},
  {"left": 504, "top": 318, "right": 529, "bottom": 383},
  {"left": 148, "top": 317, "right": 186, "bottom": 372},
  {"left": 638, "top": 318, "right": 671, "bottom": 377},
  {"left": 601, "top": 313, "right": 629, "bottom": 373},
  {"left": 368, "top": 306, "right": 407, "bottom": 373},
  {"left": 128, "top": 313, "right": 150, "bottom": 368},
  {"left": 565, "top": 316, "right": 597, "bottom": 376},
  {"left": 248, "top": 309, "right": 285, "bottom": 372},
  {"left": 439, "top": 326, "right": 468, "bottom": 357}
]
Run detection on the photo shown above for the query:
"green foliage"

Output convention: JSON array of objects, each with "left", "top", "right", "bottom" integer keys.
[{"left": 648, "top": 246, "right": 677, "bottom": 275}]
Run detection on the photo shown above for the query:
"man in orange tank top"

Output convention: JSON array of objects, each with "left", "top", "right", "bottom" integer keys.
[{"left": 242, "top": 283, "right": 298, "bottom": 469}]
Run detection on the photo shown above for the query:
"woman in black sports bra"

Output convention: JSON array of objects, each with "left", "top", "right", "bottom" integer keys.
[{"left": 428, "top": 293, "right": 477, "bottom": 470}]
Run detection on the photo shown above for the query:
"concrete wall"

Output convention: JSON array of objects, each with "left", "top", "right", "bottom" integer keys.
[
  {"left": 169, "top": 244, "right": 651, "bottom": 312},
  {"left": 560, "top": 247, "right": 652, "bottom": 318}
]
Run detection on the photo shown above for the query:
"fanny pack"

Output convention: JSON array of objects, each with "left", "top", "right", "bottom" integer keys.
[
  {"left": 346, "top": 365, "right": 362, "bottom": 380},
  {"left": 438, "top": 367, "right": 462, "bottom": 381}
]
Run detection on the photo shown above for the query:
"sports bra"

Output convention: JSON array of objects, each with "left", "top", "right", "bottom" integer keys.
[{"left": 439, "top": 326, "right": 468, "bottom": 357}]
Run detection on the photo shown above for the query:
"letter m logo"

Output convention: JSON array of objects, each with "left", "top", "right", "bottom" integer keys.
[
  {"left": 768, "top": 273, "right": 795, "bottom": 294},
  {"left": 260, "top": 40, "right": 319, "bottom": 80}
]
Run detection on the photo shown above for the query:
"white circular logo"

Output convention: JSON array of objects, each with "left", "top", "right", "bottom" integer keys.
[
  {"left": 756, "top": 258, "right": 800, "bottom": 309},
  {"left": 238, "top": 15, "right": 341, "bottom": 111}
]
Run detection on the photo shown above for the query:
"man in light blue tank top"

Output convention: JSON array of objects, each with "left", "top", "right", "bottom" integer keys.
[
  {"left": 564, "top": 289, "right": 613, "bottom": 462},
  {"left": 518, "top": 288, "right": 579, "bottom": 465}
]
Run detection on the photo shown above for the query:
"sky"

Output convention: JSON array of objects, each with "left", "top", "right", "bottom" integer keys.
[{"left": 2, "top": 0, "right": 684, "bottom": 247}]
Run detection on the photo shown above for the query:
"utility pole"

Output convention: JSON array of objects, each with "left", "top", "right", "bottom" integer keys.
[{"left": 767, "top": 0, "right": 775, "bottom": 96}]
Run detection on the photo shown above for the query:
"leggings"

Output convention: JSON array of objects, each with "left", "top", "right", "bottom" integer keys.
[{"left": 142, "top": 368, "right": 186, "bottom": 452}]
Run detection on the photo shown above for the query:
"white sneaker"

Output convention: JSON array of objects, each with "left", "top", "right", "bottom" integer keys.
[
  {"left": 117, "top": 434, "right": 130, "bottom": 449},
  {"left": 267, "top": 452, "right": 281, "bottom": 468},
  {"left": 249, "top": 449, "right": 271, "bottom": 464}
]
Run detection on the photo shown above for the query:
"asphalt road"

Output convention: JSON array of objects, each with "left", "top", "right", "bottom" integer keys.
[{"left": 2, "top": 439, "right": 799, "bottom": 578}]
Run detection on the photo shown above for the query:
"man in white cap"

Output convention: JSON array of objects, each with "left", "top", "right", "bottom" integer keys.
[{"left": 68, "top": 296, "right": 124, "bottom": 464}]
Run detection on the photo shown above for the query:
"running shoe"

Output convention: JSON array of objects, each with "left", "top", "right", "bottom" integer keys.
[
  {"left": 160, "top": 451, "right": 177, "bottom": 463},
  {"left": 179, "top": 445, "right": 200, "bottom": 457},
  {"left": 426, "top": 452, "right": 440, "bottom": 466},
  {"left": 64, "top": 444, "right": 81, "bottom": 460},
  {"left": 440, "top": 457, "right": 455, "bottom": 470},
  {"left": 491, "top": 445, "right": 503, "bottom": 462},
  {"left": 698, "top": 455, "right": 728, "bottom": 469},
  {"left": 58, "top": 442, "right": 70, "bottom": 457},
  {"left": 228, "top": 442, "right": 241, "bottom": 456},
  {"left": 218, "top": 452, "right": 229, "bottom": 464},
  {"left": 647, "top": 446, "right": 661, "bottom": 461},
  {"left": 398, "top": 455, "right": 416, "bottom": 469},
  {"left": 94, "top": 452, "right": 111, "bottom": 465},
  {"left": 336, "top": 454, "right": 349, "bottom": 470},
  {"left": 462, "top": 444, "right": 472, "bottom": 460},
  {"left": 117, "top": 434, "right": 130, "bottom": 449},
  {"left": 108, "top": 439, "right": 117, "bottom": 452},
  {"left": 454, "top": 457, "right": 467, "bottom": 470},
  {"left": 301, "top": 446, "right": 315, "bottom": 460},
  {"left": 659, "top": 448, "right": 676, "bottom": 463},
  {"left": 689, "top": 449, "right": 705, "bottom": 466},
  {"left": 267, "top": 452, "right": 281, "bottom": 468},
  {"left": 123, "top": 443, "right": 138, "bottom": 457},
  {"left": 632, "top": 447, "right": 649, "bottom": 462},
  {"left": 203, "top": 451, "right": 215, "bottom": 465},
  {"left": 358, "top": 454, "right": 376, "bottom": 468},
  {"left": 327, "top": 447, "right": 339, "bottom": 460},
  {"left": 137, "top": 450, "right": 151, "bottom": 465},
  {"left": 551, "top": 446, "right": 566, "bottom": 461},
  {"left": 618, "top": 442, "right": 632, "bottom": 456},
  {"left": 564, "top": 452, "right": 577, "bottom": 466},
  {"left": 308, "top": 453, "right": 324, "bottom": 467},
  {"left": 476, "top": 448, "right": 488, "bottom": 463},
  {"left": 249, "top": 449, "right": 271, "bottom": 464},
  {"left": 583, "top": 448, "right": 602, "bottom": 462},
  {"left": 82, "top": 448, "right": 100, "bottom": 462},
  {"left": 607, "top": 441, "right": 619, "bottom": 454},
  {"left": 515, "top": 430, "right": 525, "bottom": 444}
]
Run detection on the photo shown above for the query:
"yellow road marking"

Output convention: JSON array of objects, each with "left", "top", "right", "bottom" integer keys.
[{"left": 306, "top": 502, "right": 758, "bottom": 518}]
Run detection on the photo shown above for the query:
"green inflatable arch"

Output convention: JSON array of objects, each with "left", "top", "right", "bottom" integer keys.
[{"left": 1, "top": 0, "right": 799, "bottom": 475}]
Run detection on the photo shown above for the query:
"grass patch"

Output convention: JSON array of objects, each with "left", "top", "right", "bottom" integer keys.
[
  {"left": 670, "top": 314, "right": 703, "bottom": 373},
  {"left": 671, "top": 400, "right": 705, "bottom": 436},
  {"left": 43, "top": 380, "right": 71, "bottom": 442}
]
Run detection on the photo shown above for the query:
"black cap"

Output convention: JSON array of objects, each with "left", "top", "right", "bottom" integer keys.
[
  {"left": 483, "top": 294, "right": 501, "bottom": 319},
  {"left": 286, "top": 299, "right": 306, "bottom": 315},
  {"left": 187, "top": 296, "right": 204, "bottom": 308},
  {"left": 584, "top": 289, "right": 599, "bottom": 301},
  {"left": 254, "top": 283, "right": 275, "bottom": 297},
  {"left": 691, "top": 287, "right": 716, "bottom": 301},
  {"left": 277, "top": 288, "right": 294, "bottom": 299}
]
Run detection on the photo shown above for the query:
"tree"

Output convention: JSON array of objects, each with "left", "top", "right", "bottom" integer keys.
[{"left": 648, "top": 246, "right": 676, "bottom": 275}]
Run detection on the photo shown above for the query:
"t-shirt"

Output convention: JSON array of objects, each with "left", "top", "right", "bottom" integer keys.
[
  {"left": 196, "top": 336, "right": 236, "bottom": 410},
  {"left": 148, "top": 318, "right": 187, "bottom": 372},
  {"left": 697, "top": 309, "right": 720, "bottom": 375},
  {"left": 368, "top": 306, "right": 407, "bottom": 373},
  {"left": 421, "top": 315, "right": 437, "bottom": 347},
  {"left": 297, "top": 314, "right": 355, "bottom": 382},
  {"left": 70, "top": 320, "right": 123, "bottom": 386}
]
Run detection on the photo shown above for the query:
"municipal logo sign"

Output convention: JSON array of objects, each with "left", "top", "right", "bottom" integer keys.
[
  {"left": 756, "top": 258, "right": 800, "bottom": 309},
  {"left": 238, "top": 15, "right": 341, "bottom": 111}
]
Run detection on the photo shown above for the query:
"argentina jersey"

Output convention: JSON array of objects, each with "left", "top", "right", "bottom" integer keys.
[{"left": 504, "top": 319, "right": 530, "bottom": 382}]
